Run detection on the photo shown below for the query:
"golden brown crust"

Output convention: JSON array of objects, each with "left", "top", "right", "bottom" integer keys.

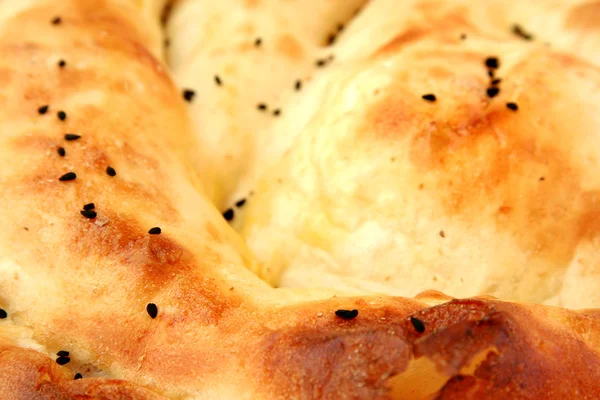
[
  {"left": 0, "top": 0, "right": 600, "bottom": 399},
  {"left": 4, "top": 296, "right": 600, "bottom": 399},
  {"left": 0, "top": 341, "right": 166, "bottom": 399},
  {"left": 410, "top": 299, "right": 600, "bottom": 399}
]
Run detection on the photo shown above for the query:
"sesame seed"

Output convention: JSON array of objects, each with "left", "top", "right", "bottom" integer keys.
[
  {"left": 58, "top": 59, "right": 66, "bottom": 68},
  {"left": 83, "top": 203, "right": 95, "bottom": 211},
  {"left": 146, "top": 303, "right": 158, "bottom": 319},
  {"left": 80, "top": 210, "right": 97, "bottom": 219},
  {"left": 57, "top": 350, "right": 69, "bottom": 357},
  {"left": 223, "top": 208, "right": 234, "bottom": 221},
  {"left": 335, "top": 309, "right": 358, "bottom": 320},
  {"left": 148, "top": 227, "right": 161, "bottom": 235},
  {"left": 491, "top": 78, "right": 502, "bottom": 86},
  {"left": 38, "top": 105, "right": 49, "bottom": 114},
  {"left": 182, "top": 89, "right": 195, "bottom": 102},
  {"left": 74, "top": 373, "right": 83, "bottom": 380},
  {"left": 257, "top": 103, "right": 267, "bottom": 111},
  {"left": 57, "top": 111, "right": 66, "bottom": 121},
  {"left": 460, "top": 33, "right": 467, "bottom": 40},
  {"left": 422, "top": 94, "right": 436, "bottom": 102},
  {"left": 273, "top": 109, "right": 281, "bottom": 116},
  {"left": 57, "top": 147, "right": 66, "bottom": 157},
  {"left": 486, "top": 87, "right": 500, "bottom": 98},
  {"left": 539, "top": 177, "right": 545, "bottom": 181},
  {"left": 0, "top": 308, "right": 6, "bottom": 319},
  {"left": 235, "top": 198, "right": 246, "bottom": 207},
  {"left": 254, "top": 37, "right": 262, "bottom": 47},
  {"left": 506, "top": 102, "right": 518, "bottom": 111},
  {"left": 214, "top": 75, "right": 222, "bottom": 86},
  {"left": 64, "top": 133, "right": 81, "bottom": 141},
  {"left": 485, "top": 57, "right": 499, "bottom": 69},
  {"left": 51, "top": 16, "right": 61, "bottom": 25},
  {"left": 58, "top": 172, "right": 76, "bottom": 181},
  {"left": 410, "top": 316, "right": 425, "bottom": 333},
  {"left": 439, "top": 230, "right": 445, "bottom": 238},
  {"left": 106, "top": 166, "right": 116, "bottom": 177},
  {"left": 295, "top": 80, "right": 302, "bottom": 91},
  {"left": 56, "top": 356, "right": 70, "bottom": 365},
  {"left": 512, "top": 24, "right": 534, "bottom": 41},
  {"left": 315, "top": 59, "right": 327, "bottom": 67}
]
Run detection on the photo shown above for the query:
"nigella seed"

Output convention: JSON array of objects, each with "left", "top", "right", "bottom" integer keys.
[
  {"left": 80, "top": 210, "right": 97, "bottom": 219},
  {"left": 223, "top": 208, "right": 234, "bottom": 221},
  {"left": 146, "top": 303, "right": 158, "bottom": 319},
  {"left": 410, "top": 316, "right": 426, "bottom": 333},
  {"left": 335, "top": 309, "right": 358, "bottom": 320},
  {"left": 182, "top": 89, "right": 196, "bottom": 102},
  {"left": 58, "top": 172, "right": 76, "bottom": 181},
  {"left": 56, "top": 356, "right": 70, "bottom": 365}
]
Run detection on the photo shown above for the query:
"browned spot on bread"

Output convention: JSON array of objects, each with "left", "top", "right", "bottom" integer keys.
[
  {"left": 255, "top": 300, "right": 423, "bottom": 399},
  {"left": 361, "top": 50, "right": 600, "bottom": 301},
  {"left": 566, "top": 1, "right": 600, "bottom": 31},
  {"left": 414, "top": 290, "right": 454, "bottom": 303},
  {"left": 97, "top": 36, "right": 171, "bottom": 85},
  {"left": 408, "top": 299, "right": 491, "bottom": 340},
  {"left": 497, "top": 205, "right": 512, "bottom": 214},
  {"left": 238, "top": 21, "right": 255, "bottom": 35},
  {"left": 244, "top": 0, "right": 261, "bottom": 7},
  {"left": 408, "top": 109, "right": 582, "bottom": 267},
  {"left": 2, "top": 0, "right": 173, "bottom": 95},
  {"left": 276, "top": 34, "right": 304, "bottom": 61},
  {"left": 376, "top": 27, "right": 429, "bottom": 56},
  {"left": 67, "top": 211, "right": 190, "bottom": 295},
  {"left": 366, "top": 94, "right": 428, "bottom": 141},
  {"left": 0, "top": 344, "right": 72, "bottom": 398},
  {"left": 0, "top": 342, "right": 166, "bottom": 399},
  {"left": 65, "top": 379, "right": 166, "bottom": 400},
  {"left": 578, "top": 191, "right": 600, "bottom": 240},
  {"left": 10, "top": 134, "right": 62, "bottom": 153},
  {"left": 374, "top": 8, "right": 474, "bottom": 57},
  {"left": 410, "top": 300, "right": 600, "bottom": 399}
]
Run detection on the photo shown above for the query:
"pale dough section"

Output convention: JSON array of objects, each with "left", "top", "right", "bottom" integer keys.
[
  {"left": 167, "top": 0, "right": 368, "bottom": 207},
  {"left": 231, "top": 0, "right": 600, "bottom": 308}
]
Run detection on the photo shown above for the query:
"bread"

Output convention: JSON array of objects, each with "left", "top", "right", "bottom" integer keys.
[
  {"left": 228, "top": 0, "right": 600, "bottom": 308},
  {"left": 0, "top": 0, "right": 599, "bottom": 399},
  {"left": 166, "top": 0, "right": 368, "bottom": 207}
]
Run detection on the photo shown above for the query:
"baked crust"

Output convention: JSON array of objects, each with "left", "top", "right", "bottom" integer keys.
[
  {"left": 3, "top": 294, "right": 600, "bottom": 399},
  {"left": 231, "top": 0, "right": 600, "bottom": 307},
  {"left": 0, "top": 0, "right": 598, "bottom": 399}
]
